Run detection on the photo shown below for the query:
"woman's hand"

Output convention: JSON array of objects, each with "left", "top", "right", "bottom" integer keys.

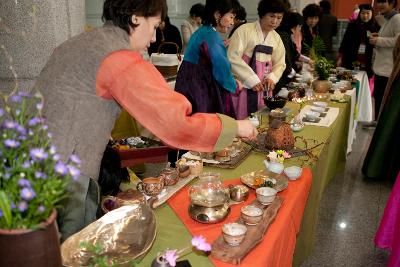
[
  {"left": 235, "top": 79, "right": 243, "bottom": 91},
  {"left": 237, "top": 120, "right": 258, "bottom": 140},
  {"left": 252, "top": 82, "right": 264, "bottom": 92},
  {"left": 263, "top": 78, "right": 275, "bottom": 92}
]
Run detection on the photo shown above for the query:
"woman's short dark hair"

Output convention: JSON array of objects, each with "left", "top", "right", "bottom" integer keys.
[
  {"left": 190, "top": 3, "right": 205, "bottom": 17},
  {"left": 257, "top": 0, "right": 287, "bottom": 19},
  {"left": 358, "top": 3, "right": 373, "bottom": 12},
  {"left": 202, "top": 0, "right": 238, "bottom": 26},
  {"left": 302, "top": 3, "right": 322, "bottom": 19},
  {"left": 102, "top": 0, "right": 167, "bottom": 34},
  {"left": 235, "top": 5, "right": 247, "bottom": 21}
]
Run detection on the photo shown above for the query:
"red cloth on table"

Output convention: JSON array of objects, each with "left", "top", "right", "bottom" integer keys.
[
  {"left": 167, "top": 168, "right": 312, "bottom": 267},
  {"left": 375, "top": 171, "right": 400, "bottom": 267}
]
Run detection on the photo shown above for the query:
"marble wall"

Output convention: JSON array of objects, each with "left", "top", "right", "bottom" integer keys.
[{"left": 0, "top": 0, "right": 85, "bottom": 94}]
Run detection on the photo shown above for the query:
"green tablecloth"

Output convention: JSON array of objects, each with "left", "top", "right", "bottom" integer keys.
[{"left": 137, "top": 97, "right": 350, "bottom": 266}]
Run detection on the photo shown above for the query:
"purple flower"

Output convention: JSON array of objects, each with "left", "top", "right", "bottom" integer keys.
[
  {"left": 35, "top": 171, "right": 47, "bottom": 179},
  {"left": 18, "top": 201, "right": 28, "bottom": 212},
  {"left": 4, "top": 139, "right": 20, "bottom": 148},
  {"left": 20, "top": 187, "right": 36, "bottom": 201},
  {"left": 53, "top": 154, "right": 60, "bottom": 161},
  {"left": 0, "top": 209, "right": 2, "bottom": 218},
  {"left": 30, "top": 148, "right": 48, "bottom": 161},
  {"left": 191, "top": 236, "right": 211, "bottom": 252},
  {"left": 2, "top": 119, "right": 17, "bottom": 129},
  {"left": 18, "top": 135, "right": 27, "bottom": 141},
  {"left": 15, "top": 109, "right": 21, "bottom": 116},
  {"left": 22, "top": 161, "right": 31, "bottom": 168},
  {"left": 54, "top": 161, "right": 68, "bottom": 175},
  {"left": 18, "top": 91, "right": 31, "bottom": 98},
  {"left": 28, "top": 117, "right": 42, "bottom": 126},
  {"left": 67, "top": 165, "right": 80, "bottom": 180},
  {"left": 69, "top": 154, "right": 81, "bottom": 165},
  {"left": 18, "top": 178, "right": 31, "bottom": 187},
  {"left": 36, "top": 103, "right": 43, "bottom": 110},
  {"left": 0, "top": 108, "right": 4, "bottom": 117},
  {"left": 4, "top": 172, "right": 11, "bottom": 180},
  {"left": 16, "top": 125, "right": 26, "bottom": 135},
  {"left": 163, "top": 250, "right": 178, "bottom": 267},
  {"left": 41, "top": 124, "right": 48, "bottom": 130},
  {"left": 37, "top": 205, "right": 46, "bottom": 213},
  {"left": 9, "top": 94, "right": 22, "bottom": 103},
  {"left": 10, "top": 202, "right": 16, "bottom": 209}
]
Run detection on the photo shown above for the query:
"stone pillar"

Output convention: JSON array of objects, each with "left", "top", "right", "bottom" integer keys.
[{"left": 0, "top": 0, "right": 85, "bottom": 94}]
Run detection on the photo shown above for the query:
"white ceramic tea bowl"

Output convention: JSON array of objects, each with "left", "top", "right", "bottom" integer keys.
[
  {"left": 249, "top": 116, "right": 260, "bottom": 127},
  {"left": 291, "top": 123, "right": 304, "bottom": 132},
  {"left": 263, "top": 160, "right": 284, "bottom": 174},
  {"left": 305, "top": 111, "right": 320, "bottom": 121},
  {"left": 311, "top": 106, "right": 325, "bottom": 113},
  {"left": 222, "top": 223, "right": 247, "bottom": 246},
  {"left": 284, "top": 166, "right": 303, "bottom": 180},
  {"left": 313, "top": 101, "right": 328, "bottom": 108},
  {"left": 256, "top": 187, "right": 277, "bottom": 205},
  {"left": 241, "top": 205, "right": 263, "bottom": 225}
]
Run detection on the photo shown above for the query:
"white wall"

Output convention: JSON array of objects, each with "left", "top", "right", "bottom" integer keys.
[{"left": 85, "top": 0, "right": 310, "bottom": 30}]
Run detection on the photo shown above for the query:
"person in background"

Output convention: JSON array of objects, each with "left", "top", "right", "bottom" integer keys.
[
  {"left": 175, "top": 0, "right": 240, "bottom": 118},
  {"left": 227, "top": 0, "right": 287, "bottom": 119},
  {"left": 181, "top": 3, "right": 205, "bottom": 52},
  {"left": 368, "top": 0, "right": 400, "bottom": 123},
  {"left": 301, "top": 3, "right": 321, "bottom": 56},
  {"left": 33, "top": 0, "right": 257, "bottom": 240},
  {"left": 228, "top": 4, "right": 247, "bottom": 39},
  {"left": 148, "top": 16, "right": 182, "bottom": 55},
  {"left": 337, "top": 4, "right": 379, "bottom": 78},
  {"left": 275, "top": 12, "right": 311, "bottom": 93},
  {"left": 318, "top": 0, "right": 337, "bottom": 62},
  {"left": 362, "top": 35, "right": 400, "bottom": 182}
]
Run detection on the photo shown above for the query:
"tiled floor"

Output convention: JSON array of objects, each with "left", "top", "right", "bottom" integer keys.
[{"left": 300, "top": 127, "right": 393, "bottom": 267}]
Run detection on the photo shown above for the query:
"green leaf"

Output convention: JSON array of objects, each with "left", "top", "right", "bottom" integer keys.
[{"left": 0, "top": 191, "right": 13, "bottom": 228}]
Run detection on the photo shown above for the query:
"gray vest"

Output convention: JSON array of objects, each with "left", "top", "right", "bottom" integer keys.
[{"left": 34, "top": 24, "right": 132, "bottom": 180}]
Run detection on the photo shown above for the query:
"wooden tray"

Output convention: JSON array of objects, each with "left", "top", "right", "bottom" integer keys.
[
  {"left": 211, "top": 196, "right": 283, "bottom": 265},
  {"left": 182, "top": 145, "right": 252, "bottom": 169},
  {"left": 151, "top": 175, "right": 197, "bottom": 208},
  {"left": 205, "top": 145, "right": 252, "bottom": 169}
]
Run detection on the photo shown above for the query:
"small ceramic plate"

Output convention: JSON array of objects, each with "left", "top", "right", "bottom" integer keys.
[{"left": 291, "top": 123, "right": 304, "bottom": 132}]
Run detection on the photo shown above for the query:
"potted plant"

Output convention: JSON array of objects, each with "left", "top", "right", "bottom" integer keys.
[
  {"left": 313, "top": 56, "right": 334, "bottom": 93},
  {"left": 0, "top": 91, "right": 80, "bottom": 266}
]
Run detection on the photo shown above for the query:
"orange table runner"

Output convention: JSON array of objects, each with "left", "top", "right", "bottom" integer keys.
[{"left": 167, "top": 168, "right": 312, "bottom": 267}]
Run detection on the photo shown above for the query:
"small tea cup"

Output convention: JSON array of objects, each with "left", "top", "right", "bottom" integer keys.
[
  {"left": 313, "top": 101, "right": 328, "bottom": 108},
  {"left": 229, "top": 184, "right": 249, "bottom": 202},
  {"left": 222, "top": 223, "right": 247, "bottom": 246},
  {"left": 311, "top": 106, "right": 325, "bottom": 113},
  {"left": 241, "top": 205, "right": 263, "bottom": 225},
  {"left": 256, "top": 187, "right": 277, "bottom": 205},
  {"left": 136, "top": 176, "right": 165, "bottom": 197},
  {"left": 284, "top": 166, "right": 303, "bottom": 180},
  {"left": 160, "top": 167, "right": 179, "bottom": 186}
]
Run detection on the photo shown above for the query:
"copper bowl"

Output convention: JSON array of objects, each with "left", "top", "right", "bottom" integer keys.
[{"left": 264, "top": 96, "right": 287, "bottom": 110}]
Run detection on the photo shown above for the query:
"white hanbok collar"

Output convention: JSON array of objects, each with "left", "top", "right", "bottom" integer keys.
[{"left": 255, "top": 20, "right": 270, "bottom": 43}]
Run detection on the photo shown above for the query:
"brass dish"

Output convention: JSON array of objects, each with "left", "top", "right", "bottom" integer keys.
[
  {"left": 188, "top": 203, "right": 231, "bottom": 224},
  {"left": 240, "top": 170, "right": 288, "bottom": 192}
]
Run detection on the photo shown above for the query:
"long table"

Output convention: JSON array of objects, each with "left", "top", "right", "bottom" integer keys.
[{"left": 134, "top": 97, "right": 351, "bottom": 267}]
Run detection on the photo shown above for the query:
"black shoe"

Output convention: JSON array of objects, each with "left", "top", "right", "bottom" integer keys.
[{"left": 362, "top": 121, "right": 377, "bottom": 129}]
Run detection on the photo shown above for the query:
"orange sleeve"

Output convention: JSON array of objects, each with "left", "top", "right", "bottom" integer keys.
[{"left": 96, "top": 50, "right": 222, "bottom": 152}]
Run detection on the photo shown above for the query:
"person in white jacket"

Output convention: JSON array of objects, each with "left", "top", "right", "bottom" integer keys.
[{"left": 369, "top": 0, "right": 400, "bottom": 122}]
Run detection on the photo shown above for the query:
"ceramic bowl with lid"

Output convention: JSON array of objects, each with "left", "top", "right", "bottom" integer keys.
[{"left": 284, "top": 166, "right": 303, "bottom": 180}]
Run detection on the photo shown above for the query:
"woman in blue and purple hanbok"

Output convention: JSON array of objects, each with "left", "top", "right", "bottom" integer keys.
[{"left": 175, "top": 0, "right": 240, "bottom": 119}]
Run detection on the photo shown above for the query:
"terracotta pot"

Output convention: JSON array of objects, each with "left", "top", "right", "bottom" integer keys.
[
  {"left": 312, "top": 80, "right": 332, "bottom": 93},
  {"left": 0, "top": 209, "right": 62, "bottom": 267}
]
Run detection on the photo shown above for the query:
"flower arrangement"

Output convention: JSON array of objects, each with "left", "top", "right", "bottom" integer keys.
[
  {"left": 0, "top": 91, "right": 80, "bottom": 229},
  {"left": 314, "top": 57, "right": 334, "bottom": 80},
  {"left": 158, "top": 235, "right": 211, "bottom": 266},
  {"left": 267, "top": 150, "right": 291, "bottom": 164}
]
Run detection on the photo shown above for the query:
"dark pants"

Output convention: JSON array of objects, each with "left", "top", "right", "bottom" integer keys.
[{"left": 373, "top": 75, "right": 389, "bottom": 119}]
